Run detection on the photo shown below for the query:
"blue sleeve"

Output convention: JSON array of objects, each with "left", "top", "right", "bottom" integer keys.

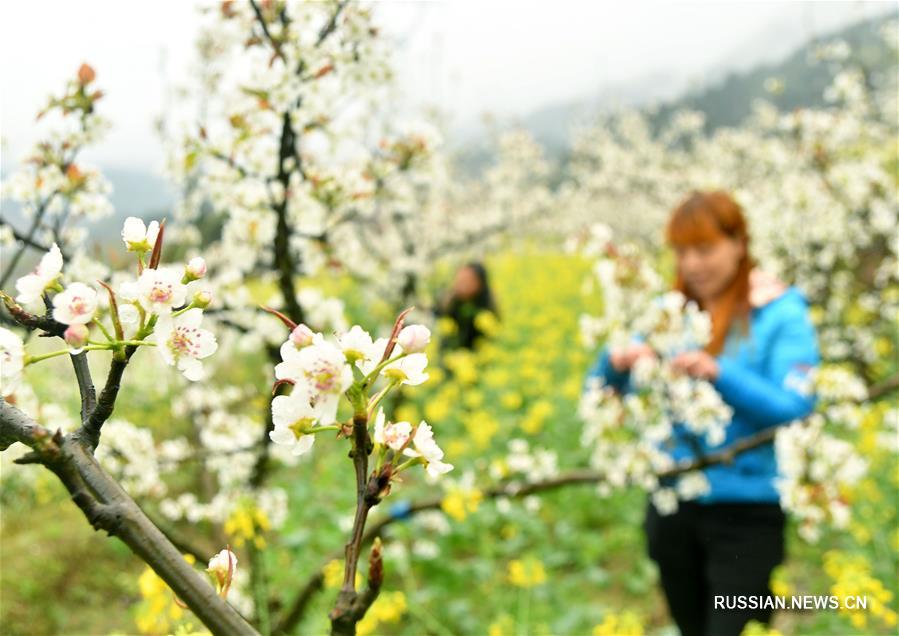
[
  {"left": 585, "top": 347, "right": 631, "bottom": 394},
  {"left": 713, "top": 301, "right": 819, "bottom": 429}
]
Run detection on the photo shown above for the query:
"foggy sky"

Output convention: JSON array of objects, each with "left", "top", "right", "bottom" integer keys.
[{"left": 0, "top": 1, "right": 892, "bottom": 173}]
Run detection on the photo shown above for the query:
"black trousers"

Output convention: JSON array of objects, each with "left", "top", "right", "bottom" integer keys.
[{"left": 644, "top": 500, "right": 786, "bottom": 636}]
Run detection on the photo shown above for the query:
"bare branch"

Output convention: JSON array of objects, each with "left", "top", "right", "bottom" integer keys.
[
  {"left": 74, "top": 347, "right": 136, "bottom": 451},
  {"left": 0, "top": 193, "right": 57, "bottom": 290},
  {"left": 316, "top": 1, "right": 349, "bottom": 47},
  {"left": 1, "top": 399, "right": 259, "bottom": 636},
  {"left": 70, "top": 351, "right": 97, "bottom": 422}
]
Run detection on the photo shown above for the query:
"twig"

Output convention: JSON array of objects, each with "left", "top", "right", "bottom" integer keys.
[
  {"left": 328, "top": 412, "right": 379, "bottom": 636},
  {"left": 70, "top": 351, "right": 97, "bottom": 423},
  {"left": 0, "top": 194, "right": 56, "bottom": 290},
  {"left": 0, "top": 216, "right": 56, "bottom": 253},
  {"left": 75, "top": 347, "right": 137, "bottom": 451},
  {"left": 316, "top": 1, "right": 348, "bottom": 47},
  {"left": 867, "top": 373, "right": 899, "bottom": 401}
]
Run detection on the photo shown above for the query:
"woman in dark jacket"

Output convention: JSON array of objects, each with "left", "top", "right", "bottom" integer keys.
[{"left": 437, "top": 262, "right": 499, "bottom": 350}]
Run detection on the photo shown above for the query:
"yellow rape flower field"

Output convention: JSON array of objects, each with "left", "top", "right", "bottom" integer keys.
[{"left": 2, "top": 248, "right": 896, "bottom": 635}]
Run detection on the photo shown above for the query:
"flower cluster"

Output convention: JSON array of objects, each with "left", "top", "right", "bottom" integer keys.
[
  {"left": 823, "top": 550, "right": 898, "bottom": 630},
  {"left": 269, "top": 318, "right": 452, "bottom": 483},
  {"left": 94, "top": 419, "right": 166, "bottom": 497},
  {"left": 2, "top": 217, "right": 218, "bottom": 388},
  {"left": 1, "top": 64, "right": 112, "bottom": 251},
  {"left": 775, "top": 416, "right": 867, "bottom": 542},
  {"left": 578, "top": 229, "right": 731, "bottom": 511}
]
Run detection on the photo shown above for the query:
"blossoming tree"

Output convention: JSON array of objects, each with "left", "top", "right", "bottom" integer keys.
[{"left": 2, "top": 6, "right": 896, "bottom": 635}]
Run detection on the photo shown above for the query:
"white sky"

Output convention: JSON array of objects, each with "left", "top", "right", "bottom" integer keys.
[{"left": 0, "top": 1, "right": 892, "bottom": 173}]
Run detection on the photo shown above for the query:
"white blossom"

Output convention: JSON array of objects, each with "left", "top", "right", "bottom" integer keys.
[
  {"left": 404, "top": 421, "right": 453, "bottom": 477},
  {"left": 52, "top": 282, "right": 98, "bottom": 325},
  {"left": 136, "top": 267, "right": 188, "bottom": 315},
  {"left": 153, "top": 308, "right": 218, "bottom": 381},
  {"left": 396, "top": 324, "right": 430, "bottom": 353},
  {"left": 651, "top": 488, "right": 679, "bottom": 515},
  {"left": 382, "top": 352, "right": 429, "bottom": 386},
  {"left": 275, "top": 335, "right": 352, "bottom": 424},
  {"left": 121, "top": 217, "right": 159, "bottom": 251},
  {"left": 15, "top": 243, "right": 63, "bottom": 307},
  {"left": 185, "top": 256, "right": 207, "bottom": 280},
  {"left": 335, "top": 325, "right": 387, "bottom": 373},
  {"left": 269, "top": 387, "right": 325, "bottom": 456},
  {"left": 372, "top": 409, "right": 412, "bottom": 451}
]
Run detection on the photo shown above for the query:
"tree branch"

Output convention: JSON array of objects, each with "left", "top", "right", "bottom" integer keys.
[
  {"left": 70, "top": 351, "right": 97, "bottom": 423},
  {"left": 0, "top": 193, "right": 57, "bottom": 290},
  {"left": 328, "top": 412, "right": 379, "bottom": 636},
  {"left": 867, "top": 373, "right": 899, "bottom": 401},
  {"left": 74, "top": 347, "right": 136, "bottom": 451},
  {"left": 0, "top": 216, "right": 56, "bottom": 253},
  {"left": 1, "top": 399, "right": 259, "bottom": 635},
  {"left": 316, "top": 1, "right": 348, "bottom": 47}
]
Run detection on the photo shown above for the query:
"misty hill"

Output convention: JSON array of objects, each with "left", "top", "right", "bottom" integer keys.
[
  {"left": 653, "top": 12, "right": 897, "bottom": 132},
  {"left": 455, "top": 10, "right": 896, "bottom": 167}
]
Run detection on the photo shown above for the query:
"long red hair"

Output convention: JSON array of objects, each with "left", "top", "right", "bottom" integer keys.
[{"left": 666, "top": 191, "right": 753, "bottom": 355}]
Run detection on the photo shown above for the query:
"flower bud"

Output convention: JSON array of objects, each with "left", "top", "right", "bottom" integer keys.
[
  {"left": 368, "top": 537, "right": 384, "bottom": 589},
  {"left": 184, "top": 256, "right": 207, "bottom": 282},
  {"left": 121, "top": 217, "right": 159, "bottom": 253},
  {"left": 289, "top": 323, "right": 315, "bottom": 348},
  {"left": 193, "top": 290, "right": 213, "bottom": 309},
  {"left": 64, "top": 323, "right": 90, "bottom": 352},
  {"left": 77, "top": 63, "right": 96, "bottom": 85},
  {"left": 206, "top": 548, "right": 238, "bottom": 598},
  {"left": 397, "top": 324, "right": 430, "bottom": 353}
]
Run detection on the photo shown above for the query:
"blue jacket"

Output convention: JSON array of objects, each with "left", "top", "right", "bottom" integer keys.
[{"left": 586, "top": 287, "right": 820, "bottom": 503}]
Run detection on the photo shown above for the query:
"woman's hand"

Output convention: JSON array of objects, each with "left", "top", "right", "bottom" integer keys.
[
  {"left": 610, "top": 343, "right": 656, "bottom": 372},
  {"left": 671, "top": 350, "right": 720, "bottom": 381}
]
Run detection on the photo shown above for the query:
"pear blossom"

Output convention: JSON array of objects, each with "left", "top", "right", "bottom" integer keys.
[
  {"left": 275, "top": 335, "right": 352, "bottom": 424},
  {"left": 396, "top": 324, "right": 430, "bottom": 353},
  {"left": 184, "top": 256, "right": 207, "bottom": 281},
  {"left": 279, "top": 323, "right": 316, "bottom": 362},
  {"left": 336, "top": 325, "right": 380, "bottom": 367},
  {"left": 52, "top": 282, "right": 98, "bottom": 325},
  {"left": 0, "top": 327, "right": 25, "bottom": 397},
  {"left": 153, "top": 308, "right": 218, "bottom": 381},
  {"left": 775, "top": 416, "right": 867, "bottom": 541},
  {"left": 121, "top": 217, "right": 159, "bottom": 252},
  {"left": 206, "top": 548, "right": 238, "bottom": 595},
  {"left": 64, "top": 324, "right": 90, "bottom": 352},
  {"left": 192, "top": 290, "right": 213, "bottom": 309},
  {"left": 651, "top": 487, "right": 679, "bottom": 515},
  {"left": 372, "top": 409, "right": 413, "bottom": 451},
  {"left": 15, "top": 243, "right": 63, "bottom": 306},
  {"left": 289, "top": 324, "right": 315, "bottom": 348},
  {"left": 676, "top": 471, "right": 711, "bottom": 500},
  {"left": 404, "top": 421, "right": 453, "bottom": 477},
  {"left": 118, "top": 303, "right": 140, "bottom": 338},
  {"left": 269, "top": 387, "right": 326, "bottom": 456},
  {"left": 382, "top": 352, "right": 429, "bottom": 386},
  {"left": 136, "top": 267, "right": 187, "bottom": 315},
  {"left": 207, "top": 548, "right": 238, "bottom": 578}
]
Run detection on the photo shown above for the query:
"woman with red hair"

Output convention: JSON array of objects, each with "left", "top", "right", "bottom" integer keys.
[{"left": 587, "top": 191, "right": 820, "bottom": 636}]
